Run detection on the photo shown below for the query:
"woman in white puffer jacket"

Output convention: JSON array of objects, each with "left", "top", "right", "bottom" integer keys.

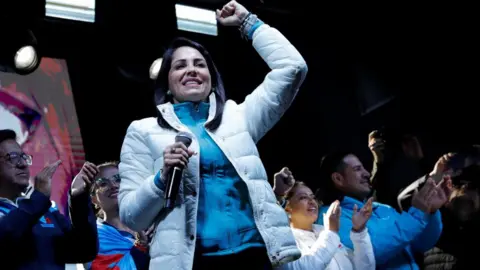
[{"left": 117, "top": 1, "right": 308, "bottom": 269}]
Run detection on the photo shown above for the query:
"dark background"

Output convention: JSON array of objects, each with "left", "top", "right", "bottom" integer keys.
[{"left": 30, "top": 1, "right": 479, "bottom": 183}]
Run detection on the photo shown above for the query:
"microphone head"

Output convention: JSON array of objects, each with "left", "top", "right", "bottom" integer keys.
[{"left": 175, "top": 131, "right": 193, "bottom": 147}]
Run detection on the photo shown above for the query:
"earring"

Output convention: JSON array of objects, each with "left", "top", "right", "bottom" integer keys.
[
  {"left": 211, "top": 87, "right": 216, "bottom": 92},
  {"left": 166, "top": 90, "right": 172, "bottom": 95}
]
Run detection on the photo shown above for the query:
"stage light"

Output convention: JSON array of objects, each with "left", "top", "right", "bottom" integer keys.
[
  {"left": 175, "top": 4, "right": 217, "bottom": 36},
  {"left": 15, "top": 46, "right": 39, "bottom": 71},
  {"left": 149, "top": 58, "right": 163, "bottom": 80},
  {"left": 0, "top": 30, "right": 41, "bottom": 75},
  {"left": 45, "top": 0, "right": 95, "bottom": 23}
]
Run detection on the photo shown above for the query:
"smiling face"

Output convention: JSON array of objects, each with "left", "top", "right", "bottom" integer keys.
[
  {"left": 332, "top": 154, "right": 372, "bottom": 200},
  {"left": 286, "top": 184, "right": 319, "bottom": 226},
  {"left": 167, "top": 46, "right": 212, "bottom": 103},
  {"left": 91, "top": 166, "right": 120, "bottom": 213}
]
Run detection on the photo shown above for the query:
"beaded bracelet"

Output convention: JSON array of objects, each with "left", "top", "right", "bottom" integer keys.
[{"left": 239, "top": 12, "right": 262, "bottom": 40}]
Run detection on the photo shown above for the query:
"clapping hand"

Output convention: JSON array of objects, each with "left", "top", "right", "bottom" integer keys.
[
  {"left": 71, "top": 162, "right": 99, "bottom": 197},
  {"left": 273, "top": 167, "right": 295, "bottom": 196},
  {"left": 324, "top": 200, "right": 341, "bottom": 233},
  {"left": 352, "top": 197, "right": 374, "bottom": 232},
  {"left": 34, "top": 160, "right": 62, "bottom": 197},
  {"left": 216, "top": 1, "right": 249, "bottom": 27},
  {"left": 412, "top": 177, "right": 453, "bottom": 214},
  {"left": 430, "top": 153, "right": 454, "bottom": 182},
  {"left": 429, "top": 176, "right": 453, "bottom": 211}
]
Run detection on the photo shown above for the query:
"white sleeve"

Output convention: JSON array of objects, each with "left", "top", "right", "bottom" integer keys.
[
  {"left": 350, "top": 229, "right": 376, "bottom": 270},
  {"left": 118, "top": 120, "right": 165, "bottom": 231},
  {"left": 277, "top": 230, "right": 340, "bottom": 270},
  {"left": 240, "top": 24, "right": 308, "bottom": 143}
]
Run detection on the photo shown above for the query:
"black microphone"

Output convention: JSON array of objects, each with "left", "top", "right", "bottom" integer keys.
[{"left": 165, "top": 132, "right": 193, "bottom": 209}]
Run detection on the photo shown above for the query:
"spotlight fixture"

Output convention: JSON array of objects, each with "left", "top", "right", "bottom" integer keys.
[
  {"left": 0, "top": 30, "right": 41, "bottom": 75},
  {"left": 149, "top": 58, "right": 163, "bottom": 80}
]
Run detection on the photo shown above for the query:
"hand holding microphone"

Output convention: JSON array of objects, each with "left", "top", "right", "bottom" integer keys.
[{"left": 162, "top": 132, "right": 195, "bottom": 209}]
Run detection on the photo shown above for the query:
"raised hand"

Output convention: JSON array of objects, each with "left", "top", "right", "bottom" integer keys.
[
  {"left": 324, "top": 200, "right": 341, "bottom": 233},
  {"left": 352, "top": 197, "right": 373, "bottom": 232},
  {"left": 430, "top": 153, "right": 454, "bottom": 182},
  {"left": 429, "top": 176, "right": 453, "bottom": 211},
  {"left": 411, "top": 178, "right": 436, "bottom": 213},
  {"left": 216, "top": 0, "right": 249, "bottom": 27},
  {"left": 368, "top": 130, "right": 385, "bottom": 163},
  {"left": 71, "top": 162, "right": 99, "bottom": 197},
  {"left": 273, "top": 167, "right": 295, "bottom": 196},
  {"left": 34, "top": 160, "right": 62, "bottom": 197}
]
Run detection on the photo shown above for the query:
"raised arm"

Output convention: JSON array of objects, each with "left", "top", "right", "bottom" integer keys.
[
  {"left": 320, "top": 205, "right": 429, "bottom": 265},
  {"left": 54, "top": 162, "right": 101, "bottom": 263},
  {"left": 118, "top": 120, "right": 165, "bottom": 231},
  {"left": 53, "top": 192, "right": 98, "bottom": 263},
  {"left": 278, "top": 230, "right": 340, "bottom": 270},
  {"left": 239, "top": 17, "right": 307, "bottom": 143},
  {"left": 0, "top": 161, "right": 61, "bottom": 246}
]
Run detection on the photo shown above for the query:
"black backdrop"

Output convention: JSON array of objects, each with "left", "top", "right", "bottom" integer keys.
[{"left": 32, "top": 2, "right": 479, "bottom": 184}]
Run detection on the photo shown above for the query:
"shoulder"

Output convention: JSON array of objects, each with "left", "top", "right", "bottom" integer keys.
[
  {"left": 372, "top": 201, "right": 395, "bottom": 212},
  {"left": 127, "top": 117, "right": 159, "bottom": 134}
]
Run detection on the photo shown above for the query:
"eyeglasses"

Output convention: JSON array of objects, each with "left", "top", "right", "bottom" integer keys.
[
  {"left": 0, "top": 152, "right": 33, "bottom": 166},
  {"left": 92, "top": 174, "right": 121, "bottom": 194}
]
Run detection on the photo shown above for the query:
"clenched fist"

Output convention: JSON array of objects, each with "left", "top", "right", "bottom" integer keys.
[
  {"left": 216, "top": 1, "right": 249, "bottom": 27},
  {"left": 273, "top": 167, "right": 295, "bottom": 197}
]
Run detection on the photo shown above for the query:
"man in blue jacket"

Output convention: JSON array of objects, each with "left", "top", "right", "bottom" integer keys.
[
  {"left": 0, "top": 129, "right": 98, "bottom": 269},
  {"left": 314, "top": 151, "right": 449, "bottom": 270}
]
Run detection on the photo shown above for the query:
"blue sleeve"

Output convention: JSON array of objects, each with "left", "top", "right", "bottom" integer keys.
[
  {"left": 248, "top": 21, "right": 264, "bottom": 40},
  {"left": 368, "top": 207, "right": 430, "bottom": 265},
  {"left": 53, "top": 191, "right": 99, "bottom": 263},
  {"left": 411, "top": 209, "right": 443, "bottom": 253},
  {"left": 0, "top": 190, "right": 51, "bottom": 244},
  {"left": 154, "top": 171, "right": 165, "bottom": 191}
]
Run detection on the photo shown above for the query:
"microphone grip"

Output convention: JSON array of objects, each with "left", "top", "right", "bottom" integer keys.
[{"left": 165, "top": 166, "right": 183, "bottom": 209}]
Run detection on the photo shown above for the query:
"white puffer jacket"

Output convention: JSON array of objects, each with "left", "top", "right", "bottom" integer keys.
[{"left": 118, "top": 24, "right": 308, "bottom": 270}]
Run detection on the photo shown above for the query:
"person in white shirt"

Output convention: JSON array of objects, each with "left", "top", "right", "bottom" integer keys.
[{"left": 274, "top": 168, "right": 375, "bottom": 270}]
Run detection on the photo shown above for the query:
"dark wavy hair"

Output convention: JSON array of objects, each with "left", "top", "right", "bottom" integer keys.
[
  {"left": 0, "top": 129, "right": 16, "bottom": 145},
  {"left": 153, "top": 37, "right": 226, "bottom": 130}
]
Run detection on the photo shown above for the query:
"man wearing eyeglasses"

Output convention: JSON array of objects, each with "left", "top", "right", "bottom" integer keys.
[{"left": 0, "top": 129, "right": 99, "bottom": 269}]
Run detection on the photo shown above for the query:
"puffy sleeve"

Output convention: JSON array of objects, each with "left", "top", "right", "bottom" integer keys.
[
  {"left": 240, "top": 24, "right": 308, "bottom": 143},
  {"left": 118, "top": 120, "right": 165, "bottom": 231}
]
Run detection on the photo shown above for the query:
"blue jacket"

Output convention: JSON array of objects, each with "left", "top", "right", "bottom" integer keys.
[
  {"left": 0, "top": 188, "right": 98, "bottom": 270},
  {"left": 317, "top": 196, "right": 442, "bottom": 270}
]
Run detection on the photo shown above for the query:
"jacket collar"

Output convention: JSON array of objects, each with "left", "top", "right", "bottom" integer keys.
[{"left": 156, "top": 92, "right": 217, "bottom": 131}]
